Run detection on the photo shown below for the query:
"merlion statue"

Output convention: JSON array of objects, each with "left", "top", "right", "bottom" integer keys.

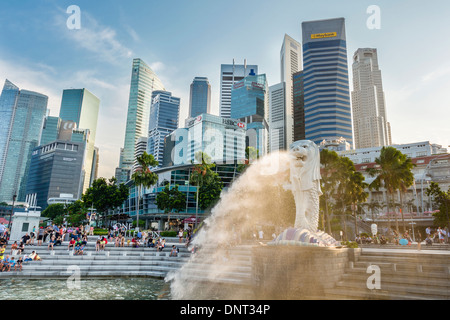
[
  {"left": 289, "top": 140, "right": 322, "bottom": 233},
  {"left": 273, "top": 140, "right": 338, "bottom": 247}
]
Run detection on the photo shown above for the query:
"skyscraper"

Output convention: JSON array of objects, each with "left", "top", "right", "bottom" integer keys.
[
  {"left": 147, "top": 90, "right": 180, "bottom": 167},
  {"left": 301, "top": 18, "right": 353, "bottom": 147},
  {"left": 293, "top": 71, "right": 306, "bottom": 142},
  {"left": 269, "top": 82, "right": 286, "bottom": 152},
  {"left": 117, "top": 58, "right": 165, "bottom": 183},
  {"left": 220, "top": 60, "right": 258, "bottom": 119},
  {"left": 59, "top": 88, "right": 100, "bottom": 192},
  {"left": 25, "top": 139, "right": 87, "bottom": 210},
  {"left": 40, "top": 116, "right": 62, "bottom": 146},
  {"left": 231, "top": 71, "right": 268, "bottom": 155},
  {"left": 280, "top": 34, "right": 302, "bottom": 147},
  {"left": 0, "top": 79, "right": 48, "bottom": 202},
  {"left": 189, "top": 77, "right": 211, "bottom": 118},
  {"left": 351, "top": 48, "right": 392, "bottom": 149}
]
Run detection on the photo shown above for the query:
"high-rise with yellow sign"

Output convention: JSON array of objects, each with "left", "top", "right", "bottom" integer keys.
[{"left": 301, "top": 18, "right": 353, "bottom": 148}]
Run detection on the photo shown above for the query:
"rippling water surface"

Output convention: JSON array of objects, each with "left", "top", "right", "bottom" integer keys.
[{"left": 0, "top": 278, "right": 171, "bottom": 300}]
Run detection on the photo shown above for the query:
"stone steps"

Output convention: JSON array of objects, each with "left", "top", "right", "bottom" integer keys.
[
  {"left": 324, "top": 248, "right": 450, "bottom": 300},
  {"left": 1, "top": 240, "right": 193, "bottom": 279}
]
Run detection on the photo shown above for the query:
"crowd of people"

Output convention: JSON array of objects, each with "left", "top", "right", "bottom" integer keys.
[
  {"left": 354, "top": 226, "right": 450, "bottom": 248},
  {"left": 0, "top": 223, "right": 195, "bottom": 273}
]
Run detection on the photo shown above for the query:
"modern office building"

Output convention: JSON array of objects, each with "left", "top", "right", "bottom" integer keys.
[
  {"left": 189, "top": 77, "right": 211, "bottom": 118},
  {"left": 0, "top": 80, "right": 48, "bottom": 202},
  {"left": 301, "top": 18, "right": 353, "bottom": 147},
  {"left": 147, "top": 90, "right": 180, "bottom": 167},
  {"left": 117, "top": 58, "right": 165, "bottom": 183},
  {"left": 25, "top": 140, "right": 86, "bottom": 210},
  {"left": 280, "top": 34, "right": 302, "bottom": 147},
  {"left": 133, "top": 136, "right": 148, "bottom": 172},
  {"left": 164, "top": 113, "right": 247, "bottom": 167},
  {"left": 269, "top": 82, "right": 286, "bottom": 152},
  {"left": 219, "top": 60, "right": 258, "bottom": 119},
  {"left": 230, "top": 71, "right": 268, "bottom": 156},
  {"left": 40, "top": 116, "right": 61, "bottom": 146},
  {"left": 352, "top": 48, "right": 392, "bottom": 149},
  {"left": 292, "top": 71, "right": 306, "bottom": 142},
  {"left": 59, "top": 88, "right": 100, "bottom": 192}
]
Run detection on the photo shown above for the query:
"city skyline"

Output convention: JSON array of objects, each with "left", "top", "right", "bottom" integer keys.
[{"left": 1, "top": 0, "right": 449, "bottom": 178}]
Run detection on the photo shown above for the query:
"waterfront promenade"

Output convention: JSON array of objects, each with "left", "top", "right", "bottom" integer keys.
[{"left": 0, "top": 236, "right": 449, "bottom": 300}]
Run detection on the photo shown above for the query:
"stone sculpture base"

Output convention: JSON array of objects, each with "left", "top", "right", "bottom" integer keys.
[{"left": 252, "top": 245, "right": 350, "bottom": 300}]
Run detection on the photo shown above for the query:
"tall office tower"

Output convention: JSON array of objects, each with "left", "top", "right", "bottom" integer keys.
[
  {"left": 133, "top": 137, "right": 148, "bottom": 172},
  {"left": 117, "top": 58, "right": 165, "bottom": 183},
  {"left": 0, "top": 80, "right": 48, "bottom": 202},
  {"left": 269, "top": 82, "right": 286, "bottom": 152},
  {"left": 351, "top": 48, "right": 392, "bottom": 149},
  {"left": 231, "top": 71, "right": 269, "bottom": 156},
  {"left": 220, "top": 60, "right": 258, "bottom": 118},
  {"left": 302, "top": 18, "right": 353, "bottom": 147},
  {"left": 40, "top": 116, "right": 62, "bottom": 146},
  {"left": 293, "top": 71, "right": 306, "bottom": 141},
  {"left": 25, "top": 139, "right": 87, "bottom": 210},
  {"left": 59, "top": 88, "right": 100, "bottom": 192},
  {"left": 189, "top": 77, "right": 211, "bottom": 118},
  {"left": 280, "top": 34, "right": 302, "bottom": 147},
  {"left": 147, "top": 91, "right": 180, "bottom": 167}
]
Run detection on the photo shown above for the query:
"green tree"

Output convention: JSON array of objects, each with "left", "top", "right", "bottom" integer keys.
[
  {"left": 66, "top": 200, "right": 88, "bottom": 226},
  {"left": 335, "top": 156, "right": 368, "bottom": 239},
  {"left": 363, "top": 200, "right": 383, "bottom": 223},
  {"left": 320, "top": 149, "right": 342, "bottom": 234},
  {"left": 131, "top": 152, "right": 159, "bottom": 229},
  {"left": 156, "top": 184, "right": 187, "bottom": 226},
  {"left": 426, "top": 182, "right": 450, "bottom": 228},
  {"left": 42, "top": 203, "right": 66, "bottom": 221},
  {"left": 366, "top": 147, "right": 415, "bottom": 233},
  {"left": 82, "top": 177, "right": 129, "bottom": 225}
]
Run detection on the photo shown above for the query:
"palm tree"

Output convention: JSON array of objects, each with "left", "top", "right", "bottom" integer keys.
[
  {"left": 367, "top": 147, "right": 415, "bottom": 234},
  {"left": 363, "top": 200, "right": 383, "bottom": 223},
  {"left": 336, "top": 156, "right": 368, "bottom": 238},
  {"left": 131, "top": 152, "right": 159, "bottom": 230}
]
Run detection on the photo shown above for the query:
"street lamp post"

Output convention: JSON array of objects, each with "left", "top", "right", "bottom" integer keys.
[{"left": 8, "top": 194, "right": 17, "bottom": 238}]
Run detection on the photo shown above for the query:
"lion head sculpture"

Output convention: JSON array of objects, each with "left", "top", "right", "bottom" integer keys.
[{"left": 289, "top": 140, "right": 322, "bottom": 192}]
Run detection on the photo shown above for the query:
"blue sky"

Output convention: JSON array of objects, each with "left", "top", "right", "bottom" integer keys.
[{"left": 1, "top": 0, "right": 449, "bottom": 178}]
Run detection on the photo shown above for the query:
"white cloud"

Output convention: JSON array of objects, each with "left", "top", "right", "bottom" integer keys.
[{"left": 54, "top": 9, "right": 133, "bottom": 64}]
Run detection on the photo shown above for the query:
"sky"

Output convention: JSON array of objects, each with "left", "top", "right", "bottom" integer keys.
[{"left": 1, "top": 0, "right": 449, "bottom": 178}]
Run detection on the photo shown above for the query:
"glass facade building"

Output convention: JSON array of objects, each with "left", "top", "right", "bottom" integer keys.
[
  {"left": 230, "top": 72, "right": 268, "bottom": 156},
  {"left": 147, "top": 91, "right": 180, "bottom": 167},
  {"left": 189, "top": 77, "right": 211, "bottom": 118},
  {"left": 220, "top": 61, "right": 258, "bottom": 119},
  {"left": 164, "top": 113, "right": 246, "bottom": 166},
  {"left": 59, "top": 88, "right": 100, "bottom": 192},
  {"left": 293, "top": 71, "right": 306, "bottom": 142},
  {"left": 0, "top": 80, "right": 48, "bottom": 202},
  {"left": 301, "top": 18, "right": 353, "bottom": 147},
  {"left": 40, "top": 116, "right": 61, "bottom": 146},
  {"left": 0, "top": 80, "right": 20, "bottom": 182},
  {"left": 117, "top": 58, "right": 165, "bottom": 183}
]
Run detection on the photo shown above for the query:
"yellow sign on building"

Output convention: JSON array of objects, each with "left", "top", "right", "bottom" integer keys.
[{"left": 311, "top": 32, "right": 337, "bottom": 39}]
